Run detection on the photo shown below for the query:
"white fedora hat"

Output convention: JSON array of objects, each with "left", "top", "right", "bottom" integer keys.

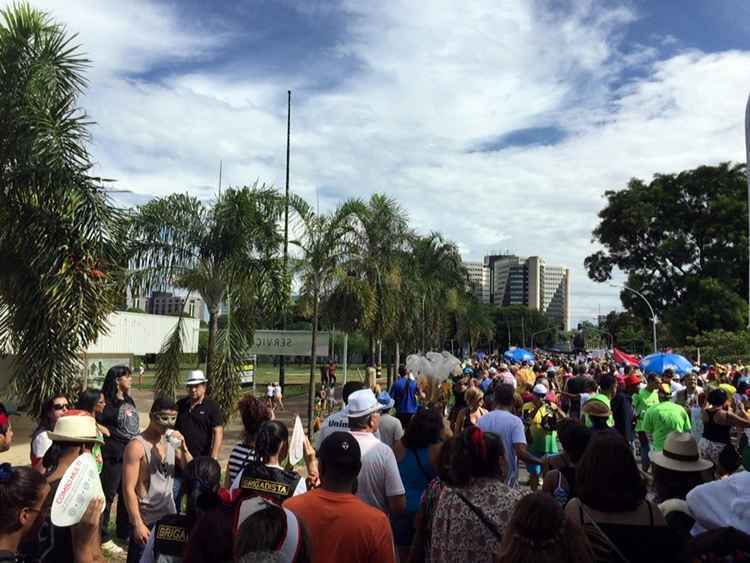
[
  {"left": 185, "top": 370, "right": 208, "bottom": 386},
  {"left": 47, "top": 411, "right": 103, "bottom": 444},
  {"left": 346, "top": 389, "right": 381, "bottom": 418},
  {"left": 651, "top": 432, "right": 713, "bottom": 472}
]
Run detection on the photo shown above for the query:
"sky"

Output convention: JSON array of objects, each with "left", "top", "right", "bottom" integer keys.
[{"left": 6, "top": 0, "right": 750, "bottom": 327}]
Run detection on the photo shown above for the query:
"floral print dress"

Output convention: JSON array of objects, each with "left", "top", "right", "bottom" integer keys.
[{"left": 430, "top": 477, "right": 527, "bottom": 563}]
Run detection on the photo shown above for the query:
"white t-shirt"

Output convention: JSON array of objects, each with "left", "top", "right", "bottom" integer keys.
[
  {"left": 687, "top": 471, "right": 750, "bottom": 536},
  {"left": 316, "top": 408, "right": 381, "bottom": 449},
  {"left": 31, "top": 431, "right": 53, "bottom": 464},
  {"left": 273, "top": 386, "right": 282, "bottom": 398},
  {"left": 266, "top": 385, "right": 274, "bottom": 398},
  {"left": 476, "top": 409, "right": 527, "bottom": 486},
  {"left": 350, "top": 431, "right": 405, "bottom": 513}
]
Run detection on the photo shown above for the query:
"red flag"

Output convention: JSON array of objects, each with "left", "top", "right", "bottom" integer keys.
[{"left": 613, "top": 348, "right": 639, "bottom": 367}]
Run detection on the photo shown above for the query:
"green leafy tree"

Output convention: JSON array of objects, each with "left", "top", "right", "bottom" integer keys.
[
  {"left": 495, "top": 306, "right": 556, "bottom": 350},
  {"left": 291, "top": 200, "right": 358, "bottom": 435},
  {"left": 586, "top": 163, "right": 748, "bottom": 340},
  {"left": 128, "top": 186, "right": 286, "bottom": 419},
  {"left": 458, "top": 301, "right": 495, "bottom": 353},
  {"left": 344, "top": 194, "right": 410, "bottom": 365},
  {"left": 680, "top": 329, "right": 750, "bottom": 364},
  {"left": 0, "top": 4, "right": 125, "bottom": 415}
]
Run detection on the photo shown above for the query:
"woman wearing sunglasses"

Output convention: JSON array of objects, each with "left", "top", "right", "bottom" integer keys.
[{"left": 30, "top": 395, "right": 68, "bottom": 471}]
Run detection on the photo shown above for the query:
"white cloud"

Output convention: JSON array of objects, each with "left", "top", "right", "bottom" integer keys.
[{"left": 4, "top": 0, "right": 750, "bottom": 327}]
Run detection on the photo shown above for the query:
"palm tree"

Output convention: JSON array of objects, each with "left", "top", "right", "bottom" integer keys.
[
  {"left": 0, "top": 4, "right": 125, "bottom": 415},
  {"left": 128, "top": 185, "right": 287, "bottom": 418},
  {"left": 291, "top": 200, "right": 358, "bottom": 436},
  {"left": 407, "top": 233, "right": 469, "bottom": 351},
  {"left": 458, "top": 301, "right": 496, "bottom": 354},
  {"left": 345, "top": 194, "right": 410, "bottom": 369}
]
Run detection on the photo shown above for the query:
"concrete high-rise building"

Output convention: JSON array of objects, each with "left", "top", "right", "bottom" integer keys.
[
  {"left": 463, "top": 261, "right": 490, "bottom": 304},
  {"left": 465, "top": 254, "right": 571, "bottom": 330}
]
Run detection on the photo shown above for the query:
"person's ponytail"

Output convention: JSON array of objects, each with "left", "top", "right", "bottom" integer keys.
[{"left": 254, "top": 421, "right": 289, "bottom": 464}]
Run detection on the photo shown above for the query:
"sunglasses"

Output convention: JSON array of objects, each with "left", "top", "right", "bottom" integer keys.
[{"left": 53, "top": 403, "right": 69, "bottom": 411}]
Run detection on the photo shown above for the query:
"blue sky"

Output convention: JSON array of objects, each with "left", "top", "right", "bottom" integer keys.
[{"left": 5, "top": 0, "right": 750, "bottom": 326}]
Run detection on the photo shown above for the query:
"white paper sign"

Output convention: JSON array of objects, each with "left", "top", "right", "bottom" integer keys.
[
  {"left": 51, "top": 453, "right": 105, "bottom": 527},
  {"left": 288, "top": 416, "right": 305, "bottom": 466}
]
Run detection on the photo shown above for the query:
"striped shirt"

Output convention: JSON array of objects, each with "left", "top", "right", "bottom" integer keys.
[{"left": 227, "top": 443, "right": 258, "bottom": 484}]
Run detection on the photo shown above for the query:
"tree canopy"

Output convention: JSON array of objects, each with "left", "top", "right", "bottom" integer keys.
[
  {"left": 585, "top": 163, "right": 749, "bottom": 341},
  {"left": 0, "top": 4, "right": 124, "bottom": 415}
]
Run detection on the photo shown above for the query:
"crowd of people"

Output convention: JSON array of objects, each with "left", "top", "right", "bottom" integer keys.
[{"left": 1, "top": 352, "right": 750, "bottom": 562}]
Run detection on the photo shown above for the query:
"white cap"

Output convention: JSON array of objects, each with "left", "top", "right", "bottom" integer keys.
[
  {"left": 346, "top": 389, "right": 381, "bottom": 418},
  {"left": 532, "top": 383, "right": 548, "bottom": 395},
  {"left": 185, "top": 370, "right": 207, "bottom": 386}
]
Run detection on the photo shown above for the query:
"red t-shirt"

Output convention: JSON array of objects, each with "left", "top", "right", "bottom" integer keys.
[{"left": 284, "top": 488, "right": 395, "bottom": 563}]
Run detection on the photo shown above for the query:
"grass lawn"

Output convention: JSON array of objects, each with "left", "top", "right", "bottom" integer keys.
[{"left": 131, "top": 363, "right": 369, "bottom": 393}]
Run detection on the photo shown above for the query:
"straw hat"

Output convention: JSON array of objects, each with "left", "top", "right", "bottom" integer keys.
[
  {"left": 581, "top": 398, "right": 611, "bottom": 418},
  {"left": 47, "top": 411, "right": 103, "bottom": 443},
  {"left": 650, "top": 432, "right": 713, "bottom": 472}
]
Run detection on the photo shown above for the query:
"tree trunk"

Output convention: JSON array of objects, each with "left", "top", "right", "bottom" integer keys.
[
  {"left": 206, "top": 307, "right": 219, "bottom": 378},
  {"left": 308, "top": 292, "right": 320, "bottom": 438},
  {"left": 369, "top": 334, "right": 376, "bottom": 367}
]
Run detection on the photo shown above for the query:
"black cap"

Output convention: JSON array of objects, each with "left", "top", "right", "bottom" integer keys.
[{"left": 319, "top": 431, "right": 361, "bottom": 471}]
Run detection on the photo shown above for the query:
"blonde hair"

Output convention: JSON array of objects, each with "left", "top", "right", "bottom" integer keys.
[{"left": 465, "top": 386, "right": 483, "bottom": 409}]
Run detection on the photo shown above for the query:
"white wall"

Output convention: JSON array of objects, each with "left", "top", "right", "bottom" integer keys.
[{"left": 87, "top": 311, "right": 199, "bottom": 355}]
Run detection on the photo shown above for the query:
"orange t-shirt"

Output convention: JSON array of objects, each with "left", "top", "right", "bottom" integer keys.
[{"left": 283, "top": 488, "right": 395, "bottom": 563}]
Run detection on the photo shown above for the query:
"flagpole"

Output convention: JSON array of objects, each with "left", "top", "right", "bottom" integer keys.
[{"left": 280, "top": 90, "right": 291, "bottom": 391}]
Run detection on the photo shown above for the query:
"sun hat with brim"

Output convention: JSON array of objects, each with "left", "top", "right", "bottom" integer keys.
[
  {"left": 376, "top": 391, "right": 395, "bottom": 411},
  {"left": 581, "top": 399, "right": 611, "bottom": 418},
  {"left": 346, "top": 389, "right": 381, "bottom": 418},
  {"left": 650, "top": 432, "right": 713, "bottom": 472},
  {"left": 185, "top": 370, "right": 208, "bottom": 386},
  {"left": 47, "top": 411, "right": 103, "bottom": 444}
]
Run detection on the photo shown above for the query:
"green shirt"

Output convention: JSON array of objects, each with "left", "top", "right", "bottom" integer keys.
[
  {"left": 641, "top": 401, "right": 692, "bottom": 451},
  {"left": 523, "top": 403, "right": 559, "bottom": 456},
  {"left": 583, "top": 393, "right": 614, "bottom": 428},
  {"left": 632, "top": 388, "right": 660, "bottom": 433}
]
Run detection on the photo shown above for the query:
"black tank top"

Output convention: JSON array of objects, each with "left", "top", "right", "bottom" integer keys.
[
  {"left": 702, "top": 409, "right": 731, "bottom": 444},
  {"left": 237, "top": 462, "right": 301, "bottom": 503}
]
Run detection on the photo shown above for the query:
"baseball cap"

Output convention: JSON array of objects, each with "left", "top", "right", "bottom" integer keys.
[
  {"left": 319, "top": 431, "right": 361, "bottom": 471},
  {"left": 346, "top": 389, "right": 381, "bottom": 418},
  {"left": 532, "top": 383, "right": 548, "bottom": 396}
]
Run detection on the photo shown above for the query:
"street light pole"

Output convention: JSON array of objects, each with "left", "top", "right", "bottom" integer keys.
[
  {"left": 530, "top": 326, "right": 557, "bottom": 350},
  {"left": 611, "top": 284, "right": 657, "bottom": 354}
]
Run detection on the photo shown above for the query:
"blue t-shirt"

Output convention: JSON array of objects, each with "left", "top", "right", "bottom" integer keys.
[
  {"left": 397, "top": 447, "right": 435, "bottom": 512},
  {"left": 390, "top": 377, "right": 418, "bottom": 414}
]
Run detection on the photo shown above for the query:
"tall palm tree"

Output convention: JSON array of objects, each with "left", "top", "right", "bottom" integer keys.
[
  {"left": 291, "top": 200, "right": 358, "bottom": 436},
  {"left": 128, "top": 185, "right": 287, "bottom": 418},
  {"left": 0, "top": 4, "right": 125, "bottom": 415},
  {"left": 407, "top": 233, "right": 469, "bottom": 351},
  {"left": 458, "top": 301, "right": 496, "bottom": 354},
  {"left": 345, "top": 194, "right": 410, "bottom": 368}
]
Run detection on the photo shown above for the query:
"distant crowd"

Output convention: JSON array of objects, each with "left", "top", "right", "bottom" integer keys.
[{"left": 1, "top": 352, "right": 749, "bottom": 562}]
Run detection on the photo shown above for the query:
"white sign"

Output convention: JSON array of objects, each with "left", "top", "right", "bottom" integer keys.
[
  {"left": 248, "top": 330, "right": 330, "bottom": 357},
  {"left": 51, "top": 453, "right": 105, "bottom": 527}
]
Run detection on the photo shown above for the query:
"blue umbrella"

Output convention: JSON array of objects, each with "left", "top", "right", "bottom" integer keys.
[
  {"left": 504, "top": 347, "right": 535, "bottom": 363},
  {"left": 640, "top": 352, "right": 693, "bottom": 376}
]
